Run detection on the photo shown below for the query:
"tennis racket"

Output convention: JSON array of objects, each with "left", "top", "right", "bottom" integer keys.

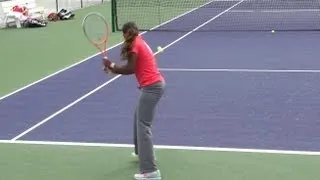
[{"left": 82, "top": 12, "right": 110, "bottom": 64}]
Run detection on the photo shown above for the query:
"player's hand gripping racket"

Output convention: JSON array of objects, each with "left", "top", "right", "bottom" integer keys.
[{"left": 82, "top": 12, "right": 111, "bottom": 73}]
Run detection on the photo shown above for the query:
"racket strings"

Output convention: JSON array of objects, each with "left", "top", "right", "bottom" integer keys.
[{"left": 83, "top": 13, "right": 109, "bottom": 44}]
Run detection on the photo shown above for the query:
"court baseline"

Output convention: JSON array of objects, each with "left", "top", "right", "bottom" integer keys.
[{"left": 0, "top": 140, "right": 320, "bottom": 156}]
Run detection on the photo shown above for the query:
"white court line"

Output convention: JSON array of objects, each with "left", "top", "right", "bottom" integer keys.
[
  {"left": 159, "top": 68, "right": 320, "bottom": 73},
  {"left": 0, "top": 1, "right": 213, "bottom": 102},
  {"left": 11, "top": 0, "right": 229, "bottom": 141},
  {"left": 230, "top": 9, "right": 320, "bottom": 13},
  {"left": 0, "top": 140, "right": 319, "bottom": 156}
]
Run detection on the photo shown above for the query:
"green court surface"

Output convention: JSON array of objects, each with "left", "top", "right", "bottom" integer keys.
[{"left": 0, "top": 143, "right": 319, "bottom": 180}]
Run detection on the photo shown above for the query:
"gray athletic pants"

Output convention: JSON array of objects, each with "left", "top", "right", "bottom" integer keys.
[{"left": 133, "top": 81, "right": 165, "bottom": 173}]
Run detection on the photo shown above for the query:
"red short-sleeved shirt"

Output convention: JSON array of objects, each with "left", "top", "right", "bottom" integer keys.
[{"left": 131, "top": 35, "right": 164, "bottom": 87}]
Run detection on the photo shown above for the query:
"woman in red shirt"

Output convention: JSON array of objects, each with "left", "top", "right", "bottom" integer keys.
[{"left": 103, "top": 22, "right": 164, "bottom": 180}]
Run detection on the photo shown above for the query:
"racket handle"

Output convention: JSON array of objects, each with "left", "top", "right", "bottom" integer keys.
[
  {"left": 102, "top": 56, "right": 114, "bottom": 75},
  {"left": 107, "top": 68, "right": 112, "bottom": 75},
  {"left": 102, "top": 66, "right": 112, "bottom": 75},
  {"left": 106, "top": 63, "right": 115, "bottom": 75}
]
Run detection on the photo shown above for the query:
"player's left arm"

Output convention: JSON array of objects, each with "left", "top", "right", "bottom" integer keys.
[{"left": 104, "top": 52, "right": 136, "bottom": 75}]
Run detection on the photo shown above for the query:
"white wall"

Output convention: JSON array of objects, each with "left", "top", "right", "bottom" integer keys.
[
  {"left": 35, "top": 0, "right": 108, "bottom": 12},
  {"left": 0, "top": 2, "right": 4, "bottom": 27}
]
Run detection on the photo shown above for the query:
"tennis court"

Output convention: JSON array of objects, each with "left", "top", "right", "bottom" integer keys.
[{"left": 1, "top": 0, "right": 320, "bottom": 179}]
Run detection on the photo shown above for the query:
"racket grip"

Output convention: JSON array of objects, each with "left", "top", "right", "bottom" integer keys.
[
  {"left": 107, "top": 68, "right": 112, "bottom": 75},
  {"left": 102, "top": 66, "right": 112, "bottom": 75}
]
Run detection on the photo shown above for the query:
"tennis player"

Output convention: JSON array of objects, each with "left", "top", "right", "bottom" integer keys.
[{"left": 103, "top": 22, "right": 164, "bottom": 180}]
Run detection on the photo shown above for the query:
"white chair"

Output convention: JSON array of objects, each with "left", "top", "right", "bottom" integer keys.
[
  {"left": 5, "top": 11, "right": 24, "bottom": 28},
  {"left": 1, "top": 0, "right": 19, "bottom": 28}
]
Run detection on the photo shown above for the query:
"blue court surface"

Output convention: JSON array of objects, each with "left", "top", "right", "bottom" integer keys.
[{"left": 1, "top": 0, "right": 320, "bottom": 156}]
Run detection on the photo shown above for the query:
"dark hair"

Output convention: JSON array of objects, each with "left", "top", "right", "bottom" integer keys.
[{"left": 120, "top": 22, "right": 139, "bottom": 60}]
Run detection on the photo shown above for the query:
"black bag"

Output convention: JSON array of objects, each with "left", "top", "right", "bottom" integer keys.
[
  {"left": 22, "top": 18, "right": 47, "bottom": 28},
  {"left": 57, "top": 9, "right": 75, "bottom": 20}
]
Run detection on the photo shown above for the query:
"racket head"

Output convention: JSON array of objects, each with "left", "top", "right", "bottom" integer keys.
[{"left": 82, "top": 12, "right": 110, "bottom": 56}]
